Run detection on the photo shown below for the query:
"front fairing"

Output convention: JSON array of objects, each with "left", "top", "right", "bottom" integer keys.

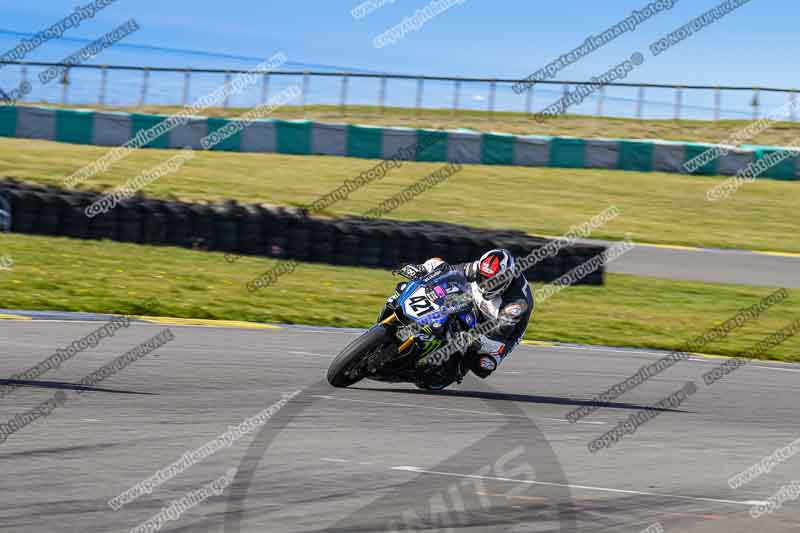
[{"left": 395, "top": 269, "right": 473, "bottom": 329}]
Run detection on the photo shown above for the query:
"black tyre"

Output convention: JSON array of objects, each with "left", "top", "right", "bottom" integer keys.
[
  {"left": 326, "top": 324, "right": 395, "bottom": 388},
  {"left": 238, "top": 204, "right": 264, "bottom": 255}
]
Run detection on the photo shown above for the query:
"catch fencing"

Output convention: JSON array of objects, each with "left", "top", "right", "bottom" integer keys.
[{"left": 1, "top": 60, "right": 797, "bottom": 121}]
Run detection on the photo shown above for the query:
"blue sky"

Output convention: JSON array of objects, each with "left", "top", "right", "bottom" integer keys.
[
  {"left": 0, "top": 0, "right": 794, "bottom": 117},
  {"left": 0, "top": 0, "right": 791, "bottom": 84}
]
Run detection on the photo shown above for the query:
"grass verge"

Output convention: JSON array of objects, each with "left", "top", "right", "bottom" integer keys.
[
  {"left": 1, "top": 137, "right": 798, "bottom": 253},
  {"left": 1, "top": 233, "right": 798, "bottom": 361}
]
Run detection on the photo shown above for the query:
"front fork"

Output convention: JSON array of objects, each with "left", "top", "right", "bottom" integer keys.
[
  {"left": 376, "top": 280, "right": 410, "bottom": 340},
  {"left": 378, "top": 309, "right": 464, "bottom": 387},
  {"left": 379, "top": 312, "right": 416, "bottom": 353}
]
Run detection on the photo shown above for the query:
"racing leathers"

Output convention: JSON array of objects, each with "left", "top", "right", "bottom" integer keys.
[{"left": 398, "top": 256, "right": 534, "bottom": 381}]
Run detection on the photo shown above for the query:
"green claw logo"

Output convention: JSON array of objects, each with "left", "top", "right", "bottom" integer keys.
[{"left": 421, "top": 339, "right": 442, "bottom": 356}]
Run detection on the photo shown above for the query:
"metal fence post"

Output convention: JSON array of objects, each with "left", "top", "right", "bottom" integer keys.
[
  {"left": 379, "top": 76, "right": 387, "bottom": 115},
  {"left": 452, "top": 79, "right": 461, "bottom": 116},
  {"left": 674, "top": 86, "right": 682, "bottom": 120},
  {"left": 791, "top": 91, "right": 797, "bottom": 122},
  {"left": 488, "top": 80, "right": 496, "bottom": 119},
  {"left": 636, "top": 85, "right": 644, "bottom": 119},
  {"left": 139, "top": 67, "right": 150, "bottom": 106},
  {"left": 751, "top": 88, "right": 760, "bottom": 120},
  {"left": 182, "top": 69, "right": 191, "bottom": 106},
  {"left": 20, "top": 64, "right": 28, "bottom": 103},
  {"left": 714, "top": 87, "right": 721, "bottom": 121},
  {"left": 261, "top": 73, "right": 270, "bottom": 105},
  {"left": 98, "top": 65, "right": 107, "bottom": 105},
  {"left": 60, "top": 67, "right": 70, "bottom": 104},
  {"left": 223, "top": 71, "right": 232, "bottom": 108},
  {"left": 339, "top": 74, "right": 349, "bottom": 116},
  {"left": 560, "top": 84, "right": 570, "bottom": 117},
  {"left": 525, "top": 84, "right": 533, "bottom": 116},
  {"left": 301, "top": 71, "right": 310, "bottom": 112},
  {"left": 415, "top": 77, "right": 423, "bottom": 117},
  {"left": 596, "top": 85, "right": 605, "bottom": 117}
]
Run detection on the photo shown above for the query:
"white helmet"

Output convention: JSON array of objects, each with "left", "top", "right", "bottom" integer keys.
[{"left": 475, "top": 249, "right": 515, "bottom": 299}]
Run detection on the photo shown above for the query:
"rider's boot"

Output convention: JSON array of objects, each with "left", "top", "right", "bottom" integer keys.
[{"left": 464, "top": 337, "right": 506, "bottom": 379}]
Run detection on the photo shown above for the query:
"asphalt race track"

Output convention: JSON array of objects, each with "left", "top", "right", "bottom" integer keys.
[
  {"left": 582, "top": 242, "right": 800, "bottom": 289},
  {"left": 1, "top": 319, "right": 799, "bottom": 532}
]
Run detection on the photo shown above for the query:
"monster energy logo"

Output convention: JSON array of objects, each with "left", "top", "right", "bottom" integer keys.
[{"left": 420, "top": 339, "right": 442, "bottom": 356}]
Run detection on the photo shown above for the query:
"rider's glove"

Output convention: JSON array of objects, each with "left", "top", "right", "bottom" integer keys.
[
  {"left": 422, "top": 257, "right": 445, "bottom": 272},
  {"left": 394, "top": 264, "right": 425, "bottom": 280},
  {"left": 393, "top": 258, "right": 445, "bottom": 280}
]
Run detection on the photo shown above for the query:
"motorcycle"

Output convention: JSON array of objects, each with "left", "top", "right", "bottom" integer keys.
[{"left": 326, "top": 265, "right": 478, "bottom": 389}]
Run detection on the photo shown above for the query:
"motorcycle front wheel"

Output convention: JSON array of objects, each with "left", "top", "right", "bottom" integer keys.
[{"left": 326, "top": 324, "right": 395, "bottom": 387}]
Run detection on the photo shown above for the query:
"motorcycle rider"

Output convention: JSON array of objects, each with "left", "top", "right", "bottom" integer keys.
[{"left": 394, "top": 249, "right": 533, "bottom": 386}]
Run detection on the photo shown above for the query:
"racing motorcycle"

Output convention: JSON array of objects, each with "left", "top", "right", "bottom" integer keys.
[{"left": 326, "top": 265, "right": 479, "bottom": 389}]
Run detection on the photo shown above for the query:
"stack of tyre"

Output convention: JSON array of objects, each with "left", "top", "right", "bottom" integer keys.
[
  {"left": 338, "top": 216, "right": 603, "bottom": 285},
  {"left": 0, "top": 179, "right": 605, "bottom": 285}
]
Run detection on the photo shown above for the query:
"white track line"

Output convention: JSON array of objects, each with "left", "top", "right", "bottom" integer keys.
[
  {"left": 531, "top": 344, "right": 667, "bottom": 358},
  {"left": 7, "top": 318, "right": 797, "bottom": 370},
  {"left": 0, "top": 318, "right": 273, "bottom": 331},
  {"left": 535, "top": 344, "right": 799, "bottom": 372},
  {"left": 321, "top": 458, "right": 376, "bottom": 466},
  {"left": 751, "top": 366, "right": 800, "bottom": 372},
  {"left": 312, "top": 395, "right": 606, "bottom": 425},
  {"left": 9, "top": 318, "right": 796, "bottom": 372},
  {"left": 290, "top": 351, "right": 333, "bottom": 358},
  {"left": 287, "top": 328, "right": 361, "bottom": 336},
  {"left": 389, "top": 466, "right": 769, "bottom": 507},
  {"left": 319, "top": 458, "right": 768, "bottom": 507}
]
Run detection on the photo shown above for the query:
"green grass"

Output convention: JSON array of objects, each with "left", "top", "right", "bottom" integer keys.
[
  {"left": 31, "top": 102, "right": 800, "bottom": 147},
  {"left": 1, "top": 136, "right": 798, "bottom": 253},
  {"left": 1, "top": 233, "right": 798, "bottom": 361}
]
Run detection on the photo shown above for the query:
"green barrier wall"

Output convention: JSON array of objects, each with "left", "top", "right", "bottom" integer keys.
[{"left": 0, "top": 105, "right": 797, "bottom": 181}]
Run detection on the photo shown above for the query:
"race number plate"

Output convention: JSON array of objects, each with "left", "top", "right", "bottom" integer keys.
[{"left": 403, "top": 286, "right": 440, "bottom": 318}]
